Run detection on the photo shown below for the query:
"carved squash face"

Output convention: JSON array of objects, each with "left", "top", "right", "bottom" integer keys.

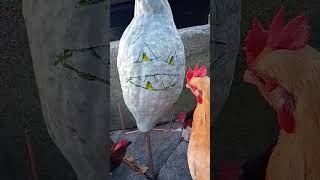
[{"left": 116, "top": 0, "right": 185, "bottom": 132}]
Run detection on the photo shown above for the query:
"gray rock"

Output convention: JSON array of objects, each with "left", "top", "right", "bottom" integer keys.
[
  {"left": 156, "top": 121, "right": 182, "bottom": 130},
  {"left": 111, "top": 164, "right": 148, "bottom": 180},
  {"left": 158, "top": 141, "right": 193, "bottom": 180},
  {"left": 111, "top": 122, "right": 182, "bottom": 179},
  {"left": 212, "top": 0, "right": 241, "bottom": 121},
  {"left": 124, "top": 128, "right": 181, "bottom": 178}
]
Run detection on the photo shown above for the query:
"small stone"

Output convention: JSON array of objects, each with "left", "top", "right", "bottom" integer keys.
[
  {"left": 111, "top": 163, "right": 148, "bottom": 180},
  {"left": 125, "top": 128, "right": 181, "bottom": 178},
  {"left": 158, "top": 141, "right": 193, "bottom": 180}
]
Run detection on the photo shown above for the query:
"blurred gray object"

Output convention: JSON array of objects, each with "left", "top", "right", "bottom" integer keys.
[
  {"left": 22, "top": 1, "right": 109, "bottom": 180},
  {"left": 212, "top": 0, "right": 241, "bottom": 121}
]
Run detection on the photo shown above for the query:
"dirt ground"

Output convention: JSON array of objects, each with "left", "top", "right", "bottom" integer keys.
[{"left": 1, "top": 0, "right": 320, "bottom": 180}]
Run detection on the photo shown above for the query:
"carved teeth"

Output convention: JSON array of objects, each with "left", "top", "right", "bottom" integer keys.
[{"left": 127, "top": 73, "right": 180, "bottom": 91}]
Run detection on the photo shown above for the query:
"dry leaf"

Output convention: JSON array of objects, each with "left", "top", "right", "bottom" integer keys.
[
  {"left": 124, "top": 156, "right": 135, "bottom": 163},
  {"left": 123, "top": 156, "right": 149, "bottom": 175},
  {"left": 137, "top": 164, "right": 148, "bottom": 174}
]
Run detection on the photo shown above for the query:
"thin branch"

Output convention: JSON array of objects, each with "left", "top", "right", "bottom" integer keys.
[
  {"left": 118, "top": 102, "right": 126, "bottom": 134},
  {"left": 168, "top": 105, "right": 175, "bottom": 130}
]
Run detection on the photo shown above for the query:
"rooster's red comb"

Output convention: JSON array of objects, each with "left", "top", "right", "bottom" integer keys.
[
  {"left": 186, "top": 65, "right": 207, "bottom": 82},
  {"left": 244, "top": 7, "right": 310, "bottom": 67},
  {"left": 268, "top": 7, "right": 310, "bottom": 50},
  {"left": 244, "top": 18, "right": 268, "bottom": 67}
]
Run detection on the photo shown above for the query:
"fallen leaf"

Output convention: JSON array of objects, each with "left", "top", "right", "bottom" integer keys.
[
  {"left": 123, "top": 156, "right": 149, "bottom": 175},
  {"left": 124, "top": 156, "right": 135, "bottom": 163},
  {"left": 137, "top": 164, "right": 148, "bottom": 174}
]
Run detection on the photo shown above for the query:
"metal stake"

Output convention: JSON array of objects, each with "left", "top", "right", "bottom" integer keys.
[
  {"left": 168, "top": 105, "right": 175, "bottom": 130},
  {"left": 118, "top": 102, "right": 126, "bottom": 134},
  {"left": 25, "top": 130, "right": 39, "bottom": 180},
  {"left": 146, "top": 131, "right": 155, "bottom": 179}
]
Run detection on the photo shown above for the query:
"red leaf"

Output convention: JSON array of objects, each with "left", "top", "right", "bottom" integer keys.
[
  {"left": 178, "top": 112, "right": 187, "bottom": 123},
  {"left": 114, "top": 139, "right": 129, "bottom": 151}
]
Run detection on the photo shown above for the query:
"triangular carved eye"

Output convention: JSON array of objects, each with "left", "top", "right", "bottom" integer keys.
[{"left": 134, "top": 43, "right": 177, "bottom": 66}]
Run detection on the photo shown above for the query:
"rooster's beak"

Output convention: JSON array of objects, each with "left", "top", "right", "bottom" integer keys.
[{"left": 186, "top": 83, "right": 203, "bottom": 104}]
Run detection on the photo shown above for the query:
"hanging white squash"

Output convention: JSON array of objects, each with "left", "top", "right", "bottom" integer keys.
[{"left": 117, "top": 0, "right": 185, "bottom": 132}]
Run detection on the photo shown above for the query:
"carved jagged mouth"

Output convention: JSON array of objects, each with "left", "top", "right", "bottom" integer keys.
[{"left": 126, "top": 73, "right": 181, "bottom": 91}]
